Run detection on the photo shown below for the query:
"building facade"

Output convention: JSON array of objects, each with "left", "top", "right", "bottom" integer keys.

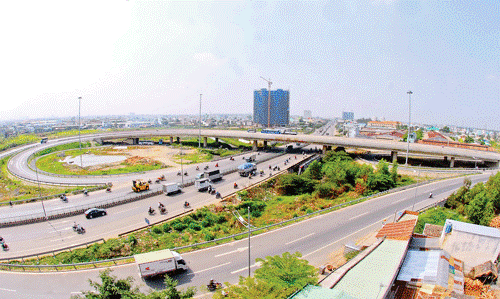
[
  {"left": 342, "top": 111, "right": 354, "bottom": 121},
  {"left": 254, "top": 89, "right": 290, "bottom": 127}
]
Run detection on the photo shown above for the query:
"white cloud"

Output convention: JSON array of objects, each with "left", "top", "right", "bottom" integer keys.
[{"left": 193, "top": 52, "right": 225, "bottom": 67}]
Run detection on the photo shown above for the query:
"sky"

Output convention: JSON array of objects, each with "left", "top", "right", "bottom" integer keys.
[{"left": 1, "top": 0, "right": 499, "bottom": 128}]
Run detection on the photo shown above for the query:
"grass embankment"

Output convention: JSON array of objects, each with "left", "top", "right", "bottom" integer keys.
[
  {"left": 9, "top": 151, "right": 417, "bottom": 266},
  {"left": 36, "top": 147, "right": 164, "bottom": 176},
  {"left": 0, "top": 157, "right": 85, "bottom": 203},
  {"left": 0, "top": 134, "right": 40, "bottom": 152}
]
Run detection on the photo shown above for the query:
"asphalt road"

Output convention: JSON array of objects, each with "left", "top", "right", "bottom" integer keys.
[{"left": 0, "top": 170, "right": 495, "bottom": 299}]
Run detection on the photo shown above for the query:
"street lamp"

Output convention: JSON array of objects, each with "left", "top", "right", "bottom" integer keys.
[
  {"left": 78, "top": 96, "right": 83, "bottom": 168},
  {"left": 35, "top": 162, "right": 47, "bottom": 219},
  {"left": 405, "top": 91, "right": 413, "bottom": 166},
  {"left": 199, "top": 94, "right": 202, "bottom": 148},
  {"left": 412, "top": 165, "right": 421, "bottom": 211},
  {"left": 248, "top": 206, "right": 251, "bottom": 277},
  {"left": 180, "top": 146, "right": 184, "bottom": 185}
]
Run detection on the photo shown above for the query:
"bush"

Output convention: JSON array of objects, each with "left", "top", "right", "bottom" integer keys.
[
  {"left": 152, "top": 226, "right": 162, "bottom": 234},
  {"left": 188, "top": 222, "right": 202, "bottom": 231},
  {"left": 162, "top": 223, "right": 171, "bottom": 233},
  {"left": 172, "top": 222, "right": 187, "bottom": 232},
  {"left": 276, "top": 174, "right": 315, "bottom": 195},
  {"left": 204, "top": 232, "right": 215, "bottom": 241}
]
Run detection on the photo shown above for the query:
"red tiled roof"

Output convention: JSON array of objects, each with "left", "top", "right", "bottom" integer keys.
[{"left": 376, "top": 219, "right": 417, "bottom": 240}]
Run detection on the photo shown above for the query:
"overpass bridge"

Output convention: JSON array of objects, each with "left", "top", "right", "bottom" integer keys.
[{"left": 95, "top": 129, "right": 500, "bottom": 168}]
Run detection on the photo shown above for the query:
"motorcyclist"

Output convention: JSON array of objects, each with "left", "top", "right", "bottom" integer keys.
[
  {"left": 208, "top": 279, "right": 216, "bottom": 289},
  {"left": 429, "top": 192, "right": 433, "bottom": 198},
  {"left": 184, "top": 201, "right": 190, "bottom": 207},
  {"left": 215, "top": 163, "right": 219, "bottom": 167},
  {"left": 148, "top": 206, "right": 154, "bottom": 214},
  {"left": 158, "top": 202, "right": 164, "bottom": 208},
  {"left": 234, "top": 182, "right": 238, "bottom": 188},
  {"left": 83, "top": 189, "right": 88, "bottom": 196},
  {"left": 196, "top": 166, "right": 200, "bottom": 170},
  {"left": 177, "top": 171, "right": 181, "bottom": 176},
  {"left": 216, "top": 191, "right": 221, "bottom": 198},
  {"left": 106, "top": 186, "right": 112, "bottom": 192}
]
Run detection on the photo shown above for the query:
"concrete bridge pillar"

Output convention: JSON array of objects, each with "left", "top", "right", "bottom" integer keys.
[
  {"left": 390, "top": 151, "right": 398, "bottom": 164},
  {"left": 215, "top": 137, "right": 219, "bottom": 145},
  {"left": 203, "top": 136, "right": 208, "bottom": 148},
  {"left": 263, "top": 140, "right": 268, "bottom": 149},
  {"left": 444, "top": 156, "right": 448, "bottom": 162},
  {"left": 322, "top": 145, "right": 328, "bottom": 154},
  {"left": 132, "top": 138, "right": 139, "bottom": 145},
  {"left": 253, "top": 140, "right": 258, "bottom": 151},
  {"left": 176, "top": 137, "right": 180, "bottom": 143},
  {"left": 170, "top": 136, "right": 174, "bottom": 144},
  {"left": 450, "top": 157, "right": 455, "bottom": 168}
]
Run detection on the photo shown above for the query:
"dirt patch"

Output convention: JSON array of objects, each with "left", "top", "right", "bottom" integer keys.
[{"left": 117, "top": 146, "right": 195, "bottom": 168}]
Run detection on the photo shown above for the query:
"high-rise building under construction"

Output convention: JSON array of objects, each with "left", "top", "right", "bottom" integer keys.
[{"left": 253, "top": 88, "right": 289, "bottom": 127}]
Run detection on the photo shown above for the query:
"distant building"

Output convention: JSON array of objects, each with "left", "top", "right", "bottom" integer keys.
[
  {"left": 367, "top": 121, "right": 402, "bottom": 130},
  {"left": 253, "top": 89, "right": 289, "bottom": 127},
  {"left": 304, "top": 110, "right": 312, "bottom": 119},
  {"left": 342, "top": 111, "right": 354, "bottom": 121}
]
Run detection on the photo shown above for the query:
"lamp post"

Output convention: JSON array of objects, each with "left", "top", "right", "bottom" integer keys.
[
  {"left": 248, "top": 206, "right": 251, "bottom": 277},
  {"left": 180, "top": 146, "right": 184, "bottom": 185},
  {"left": 199, "top": 94, "right": 202, "bottom": 148},
  {"left": 78, "top": 96, "right": 83, "bottom": 168},
  {"left": 405, "top": 91, "right": 413, "bottom": 166},
  {"left": 412, "top": 165, "right": 421, "bottom": 211},
  {"left": 35, "top": 163, "right": 47, "bottom": 219}
]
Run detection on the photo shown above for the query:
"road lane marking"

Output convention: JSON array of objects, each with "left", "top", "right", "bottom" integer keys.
[
  {"left": 195, "top": 262, "right": 231, "bottom": 274},
  {"left": 0, "top": 288, "right": 16, "bottom": 292},
  {"left": 214, "top": 247, "right": 247, "bottom": 257},
  {"left": 285, "top": 233, "right": 315, "bottom": 245},
  {"left": 301, "top": 216, "right": 389, "bottom": 259},
  {"left": 351, "top": 212, "right": 369, "bottom": 220},
  {"left": 230, "top": 262, "right": 261, "bottom": 274}
]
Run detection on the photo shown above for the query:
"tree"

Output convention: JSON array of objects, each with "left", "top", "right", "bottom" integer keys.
[
  {"left": 390, "top": 162, "right": 398, "bottom": 185},
  {"left": 465, "top": 136, "right": 474, "bottom": 143},
  {"left": 215, "top": 252, "right": 317, "bottom": 299},
  {"left": 77, "top": 269, "right": 140, "bottom": 299},
  {"left": 161, "top": 275, "right": 195, "bottom": 299},
  {"left": 441, "top": 126, "right": 451, "bottom": 133},
  {"left": 466, "top": 191, "right": 495, "bottom": 226},
  {"left": 304, "top": 160, "right": 322, "bottom": 180}
]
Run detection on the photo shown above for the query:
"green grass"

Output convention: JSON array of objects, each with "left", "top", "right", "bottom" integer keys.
[
  {"left": 35, "top": 148, "right": 165, "bottom": 175},
  {"left": 414, "top": 206, "right": 469, "bottom": 234},
  {"left": 0, "top": 157, "right": 89, "bottom": 203},
  {"left": 0, "top": 134, "right": 40, "bottom": 152}
]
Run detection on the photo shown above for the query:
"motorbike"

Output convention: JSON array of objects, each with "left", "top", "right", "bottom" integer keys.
[
  {"left": 2, "top": 243, "right": 9, "bottom": 251},
  {"left": 184, "top": 201, "right": 190, "bottom": 208},
  {"left": 229, "top": 157, "right": 234, "bottom": 161},
  {"left": 204, "top": 166, "right": 209, "bottom": 170},
  {"left": 215, "top": 163, "right": 219, "bottom": 167},
  {"left": 184, "top": 172, "right": 188, "bottom": 176},
  {"left": 215, "top": 192, "right": 221, "bottom": 199},
  {"left": 429, "top": 193, "right": 433, "bottom": 198},
  {"left": 196, "top": 166, "right": 200, "bottom": 171},
  {"left": 83, "top": 190, "right": 88, "bottom": 196},
  {"left": 177, "top": 171, "right": 181, "bottom": 176},
  {"left": 60, "top": 195, "right": 68, "bottom": 202},
  {"left": 207, "top": 281, "right": 223, "bottom": 292},
  {"left": 234, "top": 183, "right": 238, "bottom": 189},
  {"left": 148, "top": 207, "right": 155, "bottom": 215},
  {"left": 159, "top": 206, "right": 167, "bottom": 214},
  {"left": 72, "top": 224, "right": 86, "bottom": 234},
  {"left": 106, "top": 187, "right": 112, "bottom": 192}
]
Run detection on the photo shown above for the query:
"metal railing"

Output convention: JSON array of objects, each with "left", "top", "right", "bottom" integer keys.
[{"left": 0, "top": 188, "right": 163, "bottom": 227}]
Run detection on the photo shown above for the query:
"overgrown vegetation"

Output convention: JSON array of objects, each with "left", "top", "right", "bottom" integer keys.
[
  {"left": 444, "top": 174, "right": 500, "bottom": 226},
  {"left": 33, "top": 142, "right": 92, "bottom": 157},
  {"left": 71, "top": 269, "right": 195, "bottom": 299},
  {"left": 0, "top": 157, "right": 84, "bottom": 203},
  {"left": 0, "top": 134, "right": 40, "bottom": 152},
  {"left": 414, "top": 207, "right": 469, "bottom": 234},
  {"left": 213, "top": 252, "right": 317, "bottom": 299}
]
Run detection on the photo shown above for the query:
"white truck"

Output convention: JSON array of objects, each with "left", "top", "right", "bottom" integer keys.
[
  {"left": 195, "top": 169, "right": 222, "bottom": 182},
  {"left": 195, "top": 178, "right": 212, "bottom": 191},
  {"left": 238, "top": 163, "right": 257, "bottom": 177},
  {"left": 162, "top": 183, "right": 181, "bottom": 195},
  {"left": 135, "top": 249, "right": 187, "bottom": 278},
  {"left": 245, "top": 154, "right": 256, "bottom": 162}
]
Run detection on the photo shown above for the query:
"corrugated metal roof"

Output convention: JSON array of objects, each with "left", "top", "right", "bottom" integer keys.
[
  {"left": 445, "top": 219, "right": 500, "bottom": 238},
  {"left": 331, "top": 239, "right": 409, "bottom": 299},
  {"left": 409, "top": 237, "right": 441, "bottom": 250},
  {"left": 288, "top": 285, "right": 357, "bottom": 299}
]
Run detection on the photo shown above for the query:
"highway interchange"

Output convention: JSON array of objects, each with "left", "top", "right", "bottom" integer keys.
[{"left": 0, "top": 127, "right": 498, "bottom": 298}]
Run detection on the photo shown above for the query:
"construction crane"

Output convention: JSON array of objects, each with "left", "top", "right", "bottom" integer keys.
[{"left": 260, "top": 76, "right": 272, "bottom": 128}]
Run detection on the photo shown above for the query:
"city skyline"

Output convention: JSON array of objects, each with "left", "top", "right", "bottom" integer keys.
[{"left": 1, "top": 1, "right": 499, "bottom": 129}]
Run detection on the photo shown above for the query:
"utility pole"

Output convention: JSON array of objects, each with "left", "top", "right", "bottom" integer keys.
[
  {"left": 260, "top": 77, "right": 272, "bottom": 128},
  {"left": 405, "top": 91, "right": 413, "bottom": 166},
  {"left": 199, "top": 94, "right": 202, "bottom": 148},
  {"left": 248, "top": 206, "right": 251, "bottom": 277},
  {"left": 78, "top": 96, "right": 83, "bottom": 168}
]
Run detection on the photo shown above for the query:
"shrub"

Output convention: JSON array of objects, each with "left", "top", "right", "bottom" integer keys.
[
  {"left": 305, "top": 208, "right": 313, "bottom": 214},
  {"left": 152, "top": 226, "right": 162, "bottom": 234},
  {"left": 276, "top": 174, "right": 315, "bottom": 195},
  {"left": 162, "top": 223, "right": 171, "bottom": 233},
  {"left": 127, "top": 235, "right": 137, "bottom": 246},
  {"left": 188, "top": 222, "right": 202, "bottom": 231},
  {"left": 172, "top": 222, "right": 187, "bottom": 232},
  {"left": 204, "top": 232, "right": 215, "bottom": 241}
]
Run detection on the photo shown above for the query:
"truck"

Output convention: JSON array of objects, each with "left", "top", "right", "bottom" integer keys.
[
  {"left": 135, "top": 249, "right": 187, "bottom": 278},
  {"left": 132, "top": 180, "right": 150, "bottom": 192},
  {"left": 245, "top": 154, "right": 256, "bottom": 162},
  {"left": 195, "top": 178, "right": 212, "bottom": 191},
  {"left": 238, "top": 163, "right": 257, "bottom": 177},
  {"left": 162, "top": 183, "right": 181, "bottom": 195},
  {"left": 195, "top": 169, "right": 222, "bottom": 182},
  {"left": 40, "top": 138, "right": 48, "bottom": 144}
]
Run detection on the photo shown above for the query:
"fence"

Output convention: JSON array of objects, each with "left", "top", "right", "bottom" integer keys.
[{"left": 0, "top": 188, "right": 163, "bottom": 228}]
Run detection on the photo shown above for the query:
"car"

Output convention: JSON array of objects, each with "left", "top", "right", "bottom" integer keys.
[{"left": 84, "top": 208, "right": 107, "bottom": 219}]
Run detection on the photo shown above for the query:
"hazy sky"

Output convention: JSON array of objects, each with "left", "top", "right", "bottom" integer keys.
[{"left": 2, "top": 1, "right": 499, "bottom": 128}]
